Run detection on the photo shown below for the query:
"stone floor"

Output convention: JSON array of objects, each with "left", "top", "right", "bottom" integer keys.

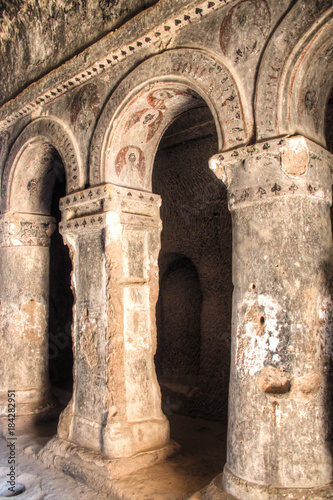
[{"left": 0, "top": 407, "right": 235, "bottom": 499}]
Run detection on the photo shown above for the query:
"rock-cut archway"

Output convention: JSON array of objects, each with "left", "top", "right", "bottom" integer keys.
[
  {"left": 69, "top": 48, "right": 242, "bottom": 459},
  {"left": 90, "top": 48, "right": 250, "bottom": 189},
  {"left": 0, "top": 118, "right": 80, "bottom": 422},
  {"left": 255, "top": 0, "right": 333, "bottom": 146}
]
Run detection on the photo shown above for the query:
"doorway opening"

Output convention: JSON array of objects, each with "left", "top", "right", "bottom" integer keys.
[
  {"left": 6, "top": 141, "right": 74, "bottom": 444},
  {"left": 155, "top": 255, "right": 202, "bottom": 413},
  {"left": 152, "top": 103, "right": 233, "bottom": 482},
  {"left": 325, "top": 88, "right": 333, "bottom": 233},
  {"left": 325, "top": 87, "right": 333, "bottom": 154},
  {"left": 48, "top": 153, "right": 74, "bottom": 412}
]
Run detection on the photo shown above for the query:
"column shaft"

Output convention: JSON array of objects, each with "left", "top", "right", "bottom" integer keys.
[
  {"left": 209, "top": 136, "right": 333, "bottom": 499},
  {"left": 0, "top": 213, "right": 56, "bottom": 416},
  {"left": 58, "top": 184, "right": 170, "bottom": 458}
]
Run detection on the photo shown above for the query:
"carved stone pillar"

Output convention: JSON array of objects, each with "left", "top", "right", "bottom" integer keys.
[
  {"left": 208, "top": 136, "right": 333, "bottom": 499},
  {"left": 0, "top": 213, "right": 56, "bottom": 417},
  {"left": 57, "top": 184, "right": 171, "bottom": 458}
]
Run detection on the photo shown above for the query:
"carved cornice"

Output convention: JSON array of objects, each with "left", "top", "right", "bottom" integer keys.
[
  {"left": 0, "top": 0, "right": 233, "bottom": 132},
  {"left": 59, "top": 184, "right": 161, "bottom": 234},
  {"left": 209, "top": 136, "right": 333, "bottom": 209}
]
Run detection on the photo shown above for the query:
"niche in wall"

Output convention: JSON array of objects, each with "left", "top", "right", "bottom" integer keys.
[{"left": 155, "top": 256, "right": 202, "bottom": 413}]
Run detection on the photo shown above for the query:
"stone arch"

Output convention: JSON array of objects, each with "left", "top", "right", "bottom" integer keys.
[
  {"left": 90, "top": 48, "right": 250, "bottom": 190},
  {"left": 1, "top": 117, "right": 83, "bottom": 212},
  {"left": 0, "top": 116, "right": 77, "bottom": 420},
  {"left": 255, "top": 0, "right": 333, "bottom": 146}
]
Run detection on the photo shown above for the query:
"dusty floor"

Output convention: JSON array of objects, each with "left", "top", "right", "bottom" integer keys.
[{"left": 0, "top": 407, "right": 230, "bottom": 499}]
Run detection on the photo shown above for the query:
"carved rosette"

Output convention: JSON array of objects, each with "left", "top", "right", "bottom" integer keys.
[{"left": 0, "top": 213, "right": 56, "bottom": 247}]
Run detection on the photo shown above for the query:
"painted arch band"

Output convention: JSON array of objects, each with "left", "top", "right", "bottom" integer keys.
[{"left": 90, "top": 48, "right": 250, "bottom": 190}]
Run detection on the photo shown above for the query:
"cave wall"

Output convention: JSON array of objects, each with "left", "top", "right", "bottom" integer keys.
[
  {"left": 1, "top": 1, "right": 333, "bottom": 495},
  {"left": 0, "top": 0, "right": 157, "bottom": 106}
]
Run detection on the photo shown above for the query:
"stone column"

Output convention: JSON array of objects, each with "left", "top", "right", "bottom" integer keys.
[
  {"left": 209, "top": 136, "right": 333, "bottom": 499},
  {"left": 0, "top": 212, "right": 56, "bottom": 418},
  {"left": 58, "top": 184, "right": 171, "bottom": 458}
]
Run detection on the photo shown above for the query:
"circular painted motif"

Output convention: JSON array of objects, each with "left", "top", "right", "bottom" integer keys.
[{"left": 220, "top": 0, "right": 271, "bottom": 64}]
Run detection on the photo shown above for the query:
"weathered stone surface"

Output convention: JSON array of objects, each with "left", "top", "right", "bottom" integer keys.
[
  {"left": 38, "top": 434, "right": 180, "bottom": 483},
  {"left": 0, "top": 0, "right": 158, "bottom": 107},
  {"left": 0, "top": 482, "right": 25, "bottom": 497},
  {"left": 257, "top": 366, "right": 291, "bottom": 395},
  {"left": 222, "top": 467, "right": 333, "bottom": 500},
  {"left": 291, "top": 372, "right": 322, "bottom": 402},
  {"left": 1, "top": 1, "right": 333, "bottom": 499},
  {"left": 57, "top": 185, "right": 170, "bottom": 458},
  {"left": 281, "top": 136, "right": 309, "bottom": 177},
  {"left": 211, "top": 138, "right": 333, "bottom": 497}
]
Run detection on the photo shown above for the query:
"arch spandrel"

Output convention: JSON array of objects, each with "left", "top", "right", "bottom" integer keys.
[
  {"left": 1, "top": 117, "right": 83, "bottom": 213},
  {"left": 90, "top": 48, "right": 250, "bottom": 190},
  {"left": 285, "top": 18, "right": 333, "bottom": 146},
  {"left": 255, "top": 0, "right": 333, "bottom": 145}
]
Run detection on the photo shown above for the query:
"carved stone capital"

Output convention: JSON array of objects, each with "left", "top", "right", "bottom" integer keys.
[
  {"left": 209, "top": 136, "right": 333, "bottom": 210},
  {"left": 59, "top": 184, "right": 161, "bottom": 235},
  {"left": 0, "top": 213, "right": 56, "bottom": 247}
]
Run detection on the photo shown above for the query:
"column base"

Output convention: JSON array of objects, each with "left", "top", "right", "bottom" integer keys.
[
  {"left": 38, "top": 435, "right": 180, "bottom": 496},
  {"left": 0, "top": 388, "right": 59, "bottom": 422},
  {"left": 189, "top": 474, "right": 236, "bottom": 499},
  {"left": 222, "top": 466, "right": 333, "bottom": 500},
  {"left": 58, "top": 401, "right": 174, "bottom": 458}
]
